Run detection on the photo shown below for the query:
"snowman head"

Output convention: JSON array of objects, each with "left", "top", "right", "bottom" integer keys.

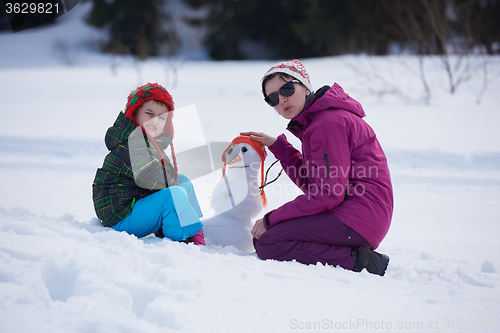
[
  {"left": 221, "top": 136, "right": 268, "bottom": 207},
  {"left": 224, "top": 142, "right": 262, "bottom": 170}
]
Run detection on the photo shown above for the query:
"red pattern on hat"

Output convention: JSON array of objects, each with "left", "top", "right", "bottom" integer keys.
[{"left": 125, "top": 83, "right": 174, "bottom": 119}]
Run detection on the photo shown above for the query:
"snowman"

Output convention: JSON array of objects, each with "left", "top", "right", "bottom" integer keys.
[{"left": 203, "top": 136, "right": 267, "bottom": 253}]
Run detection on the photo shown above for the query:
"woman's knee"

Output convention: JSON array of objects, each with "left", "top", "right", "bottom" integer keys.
[
  {"left": 254, "top": 232, "right": 286, "bottom": 260},
  {"left": 254, "top": 237, "right": 270, "bottom": 260}
]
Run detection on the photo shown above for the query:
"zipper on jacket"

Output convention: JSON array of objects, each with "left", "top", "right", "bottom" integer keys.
[
  {"left": 324, "top": 152, "right": 330, "bottom": 179},
  {"left": 340, "top": 184, "right": 350, "bottom": 206}
]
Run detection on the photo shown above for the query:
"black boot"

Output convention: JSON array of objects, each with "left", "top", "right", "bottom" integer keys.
[
  {"left": 154, "top": 229, "right": 191, "bottom": 243},
  {"left": 352, "top": 247, "right": 389, "bottom": 276},
  {"left": 154, "top": 229, "right": 165, "bottom": 238}
]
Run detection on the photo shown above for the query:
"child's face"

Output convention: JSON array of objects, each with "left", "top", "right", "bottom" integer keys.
[
  {"left": 264, "top": 75, "right": 309, "bottom": 120},
  {"left": 133, "top": 100, "right": 170, "bottom": 138}
]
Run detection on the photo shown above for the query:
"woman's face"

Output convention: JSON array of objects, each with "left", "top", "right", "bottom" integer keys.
[{"left": 264, "top": 75, "right": 310, "bottom": 120}]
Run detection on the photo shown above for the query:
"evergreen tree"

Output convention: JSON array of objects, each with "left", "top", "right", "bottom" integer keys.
[
  {"left": 467, "top": 0, "right": 500, "bottom": 54},
  {"left": 86, "top": 0, "right": 178, "bottom": 59},
  {"left": 185, "top": 0, "right": 312, "bottom": 60},
  {"left": 293, "top": 0, "right": 397, "bottom": 56},
  {"left": 186, "top": 0, "right": 499, "bottom": 59}
]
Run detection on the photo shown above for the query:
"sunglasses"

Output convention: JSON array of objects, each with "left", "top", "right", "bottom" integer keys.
[{"left": 264, "top": 80, "right": 300, "bottom": 107}]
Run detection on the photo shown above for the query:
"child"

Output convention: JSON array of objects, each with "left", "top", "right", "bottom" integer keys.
[
  {"left": 93, "top": 83, "right": 205, "bottom": 244},
  {"left": 242, "top": 60, "right": 393, "bottom": 276}
]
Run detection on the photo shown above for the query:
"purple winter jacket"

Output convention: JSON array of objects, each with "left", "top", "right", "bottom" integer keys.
[{"left": 265, "top": 83, "right": 393, "bottom": 249}]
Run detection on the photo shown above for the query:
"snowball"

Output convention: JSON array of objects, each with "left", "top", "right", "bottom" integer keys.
[{"left": 481, "top": 260, "right": 496, "bottom": 273}]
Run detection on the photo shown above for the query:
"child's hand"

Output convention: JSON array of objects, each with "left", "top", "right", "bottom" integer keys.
[
  {"left": 240, "top": 131, "right": 277, "bottom": 147},
  {"left": 251, "top": 218, "right": 267, "bottom": 240}
]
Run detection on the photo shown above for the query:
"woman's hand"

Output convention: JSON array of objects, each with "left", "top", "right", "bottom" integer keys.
[
  {"left": 251, "top": 218, "right": 267, "bottom": 240},
  {"left": 240, "top": 131, "right": 277, "bottom": 147}
]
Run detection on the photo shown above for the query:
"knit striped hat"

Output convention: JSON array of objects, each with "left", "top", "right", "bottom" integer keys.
[{"left": 262, "top": 59, "right": 313, "bottom": 93}]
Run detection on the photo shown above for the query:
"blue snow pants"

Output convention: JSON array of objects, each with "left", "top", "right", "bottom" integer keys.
[{"left": 112, "top": 174, "right": 203, "bottom": 241}]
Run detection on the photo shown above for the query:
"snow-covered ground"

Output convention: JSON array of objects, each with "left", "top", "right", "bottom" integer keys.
[{"left": 1, "top": 3, "right": 500, "bottom": 332}]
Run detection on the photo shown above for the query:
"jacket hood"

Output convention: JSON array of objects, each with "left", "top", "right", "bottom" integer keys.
[
  {"left": 105, "top": 112, "right": 172, "bottom": 151},
  {"left": 307, "top": 83, "right": 365, "bottom": 118},
  {"left": 286, "top": 83, "right": 365, "bottom": 138}
]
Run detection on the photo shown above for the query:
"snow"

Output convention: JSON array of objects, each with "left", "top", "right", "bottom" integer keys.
[{"left": 1, "top": 3, "right": 500, "bottom": 332}]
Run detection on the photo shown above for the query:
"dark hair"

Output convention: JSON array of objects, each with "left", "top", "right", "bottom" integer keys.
[
  {"left": 145, "top": 99, "right": 169, "bottom": 109},
  {"left": 262, "top": 72, "right": 302, "bottom": 97}
]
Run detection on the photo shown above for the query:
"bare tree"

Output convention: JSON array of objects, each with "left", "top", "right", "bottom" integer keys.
[
  {"left": 381, "top": 0, "right": 479, "bottom": 98},
  {"left": 103, "top": 34, "right": 145, "bottom": 85},
  {"left": 381, "top": 0, "right": 432, "bottom": 102},
  {"left": 475, "top": 54, "right": 500, "bottom": 104},
  {"left": 422, "top": 0, "right": 478, "bottom": 94},
  {"left": 52, "top": 38, "right": 79, "bottom": 66},
  {"left": 161, "top": 0, "right": 210, "bottom": 88}
]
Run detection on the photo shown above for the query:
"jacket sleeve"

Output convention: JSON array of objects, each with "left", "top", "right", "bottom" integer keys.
[
  {"left": 264, "top": 117, "right": 351, "bottom": 229},
  {"left": 268, "top": 134, "right": 309, "bottom": 191}
]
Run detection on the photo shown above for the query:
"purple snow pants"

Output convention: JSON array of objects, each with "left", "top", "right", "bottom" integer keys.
[{"left": 253, "top": 211, "right": 370, "bottom": 270}]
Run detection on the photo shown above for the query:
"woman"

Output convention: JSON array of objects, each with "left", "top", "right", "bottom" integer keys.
[{"left": 242, "top": 59, "right": 393, "bottom": 276}]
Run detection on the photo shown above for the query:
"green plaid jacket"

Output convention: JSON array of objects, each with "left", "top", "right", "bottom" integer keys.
[{"left": 92, "top": 112, "right": 177, "bottom": 227}]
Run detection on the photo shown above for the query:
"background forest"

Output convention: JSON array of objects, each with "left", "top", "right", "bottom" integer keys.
[{"left": 83, "top": 0, "right": 500, "bottom": 60}]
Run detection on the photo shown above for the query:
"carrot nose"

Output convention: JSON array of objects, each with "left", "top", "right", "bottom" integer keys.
[{"left": 228, "top": 155, "right": 242, "bottom": 165}]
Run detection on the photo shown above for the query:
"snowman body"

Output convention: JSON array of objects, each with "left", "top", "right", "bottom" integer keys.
[{"left": 203, "top": 141, "right": 264, "bottom": 252}]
